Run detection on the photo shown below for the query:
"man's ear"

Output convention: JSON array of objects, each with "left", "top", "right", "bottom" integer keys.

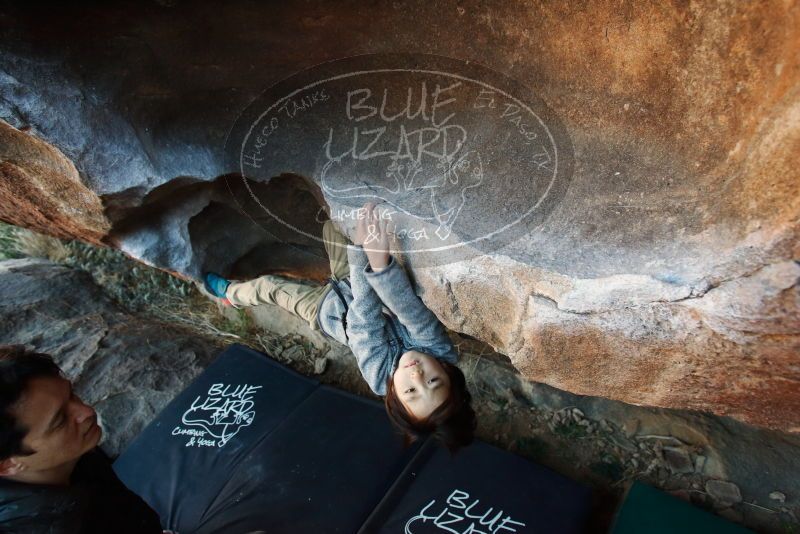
[{"left": 0, "top": 457, "right": 26, "bottom": 477}]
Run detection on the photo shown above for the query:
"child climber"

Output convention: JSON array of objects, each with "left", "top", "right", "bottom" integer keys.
[{"left": 204, "top": 202, "right": 476, "bottom": 452}]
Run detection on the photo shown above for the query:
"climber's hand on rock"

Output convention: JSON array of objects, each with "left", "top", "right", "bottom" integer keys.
[
  {"left": 355, "top": 202, "right": 391, "bottom": 271},
  {"left": 353, "top": 202, "right": 375, "bottom": 246}
]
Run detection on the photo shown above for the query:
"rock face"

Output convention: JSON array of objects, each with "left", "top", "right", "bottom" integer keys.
[
  {"left": 0, "top": 258, "right": 221, "bottom": 456},
  {"left": 0, "top": 2, "right": 797, "bottom": 431}
]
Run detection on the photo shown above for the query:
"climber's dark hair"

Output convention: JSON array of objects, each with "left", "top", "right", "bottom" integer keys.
[
  {"left": 0, "top": 345, "right": 62, "bottom": 461},
  {"left": 384, "top": 360, "right": 476, "bottom": 454}
]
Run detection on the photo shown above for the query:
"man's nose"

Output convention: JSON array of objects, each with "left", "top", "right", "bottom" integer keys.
[{"left": 72, "top": 399, "right": 96, "bottom": 424}]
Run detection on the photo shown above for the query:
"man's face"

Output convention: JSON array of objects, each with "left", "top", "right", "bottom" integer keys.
[
  {"left": 8, "top": 376, "right": 101, "bottom": 474},
  {"left": 392, "top": 351, "right": 452, "bottom": 419}
]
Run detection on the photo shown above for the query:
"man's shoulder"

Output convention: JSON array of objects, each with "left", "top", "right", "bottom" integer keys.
[
  {"left": 0, "top": 475, "right": 86, "bottom": 533},
  {"left": 0, "top": 449, "right": 161, "bottom": 534},
  {"left": 72, "top": 448, "right": 116, "bottom": 484},
  {"left": 71, "top": 449, "right": 162, "bottom": 533}
]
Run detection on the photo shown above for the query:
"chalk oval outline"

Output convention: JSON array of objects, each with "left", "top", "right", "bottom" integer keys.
[{"left": 231, "top": 56, "right": 566, "bottom": 254}]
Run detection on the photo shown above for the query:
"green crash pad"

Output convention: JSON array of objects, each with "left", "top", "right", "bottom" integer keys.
[{"left": 612, "top": 482, "right": 752, "bottom": 533}]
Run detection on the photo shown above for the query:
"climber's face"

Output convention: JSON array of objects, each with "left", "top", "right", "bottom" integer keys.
[{"left": 393, "top": 351, "right": 452, "bottom": 419}]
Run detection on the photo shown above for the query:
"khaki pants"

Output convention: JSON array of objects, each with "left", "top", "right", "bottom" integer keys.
[{"left": 225, "top": 220, "right": 350, "bottom": 330}]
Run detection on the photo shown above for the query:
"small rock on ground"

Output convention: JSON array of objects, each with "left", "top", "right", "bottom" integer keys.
[{"left": 705, "top": 479, "right": 743, "bottom": 507}]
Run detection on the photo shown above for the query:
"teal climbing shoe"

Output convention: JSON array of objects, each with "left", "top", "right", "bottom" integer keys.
[{"left": 203, "top": 272, "right": 230, "bottom": 299}]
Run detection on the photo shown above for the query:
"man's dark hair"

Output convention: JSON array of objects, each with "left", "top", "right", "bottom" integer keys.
[
  {"left": 0, "top": 345, "right": 61, "bottom": 461},
  {"left": 384, "top": 361, "right": 476, "bottom": 454}
]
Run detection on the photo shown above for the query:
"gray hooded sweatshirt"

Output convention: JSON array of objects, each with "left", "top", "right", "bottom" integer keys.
[{"left": 316, "top": 245, "right": 458, "bottom": 396}]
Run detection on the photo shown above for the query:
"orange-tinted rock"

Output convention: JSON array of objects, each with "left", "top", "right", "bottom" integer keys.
[
  {"left": 0, "top": 122, "right": 109, "bottom": 245},
  {"left": 414, "top": 257, "right": 799, "bottom": 432}
]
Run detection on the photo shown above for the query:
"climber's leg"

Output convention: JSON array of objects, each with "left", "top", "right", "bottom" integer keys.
[
  {"left": 322, "top": 220, "right": 350, "bottom": 281},
  {"left": 226, "top": 275, "right": 329, "bottom": 330}
]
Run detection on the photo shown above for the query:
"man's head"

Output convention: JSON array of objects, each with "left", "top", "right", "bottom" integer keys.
[
  {"left": 0, "top": 345, "right": 101, "bottom": 482},
  {"left": 385, "top": 350, "right": 476, "bottom": 453}
]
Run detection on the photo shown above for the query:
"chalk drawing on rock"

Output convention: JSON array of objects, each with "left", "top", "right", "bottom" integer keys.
[{"left": 225, "top": 54, "right": 574, "bottom": 267}]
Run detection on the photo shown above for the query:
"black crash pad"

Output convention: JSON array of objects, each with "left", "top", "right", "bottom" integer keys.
[
  {"left": 114, "top": 344, "right": 418, "bottom": 533},
  {"left": 193, "top": 386, "right": 417, "bottom": 533},
  {"left": 360, "top": 439, "right": 592, "bottom": 533},
  {"left": 114, "top": 344, "right": 593, "bottom": 533}
]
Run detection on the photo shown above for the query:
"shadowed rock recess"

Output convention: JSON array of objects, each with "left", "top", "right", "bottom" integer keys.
[{"left": 0, "top": 1, "right": 798, "bottom": 432}]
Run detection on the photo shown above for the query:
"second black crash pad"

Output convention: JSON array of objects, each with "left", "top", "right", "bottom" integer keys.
[
  {"left": 114, "top": 344, "right": 593, "bottom": 533},
  {"left": 360, "top": 438, "right": 592, "bottom": 534}
]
